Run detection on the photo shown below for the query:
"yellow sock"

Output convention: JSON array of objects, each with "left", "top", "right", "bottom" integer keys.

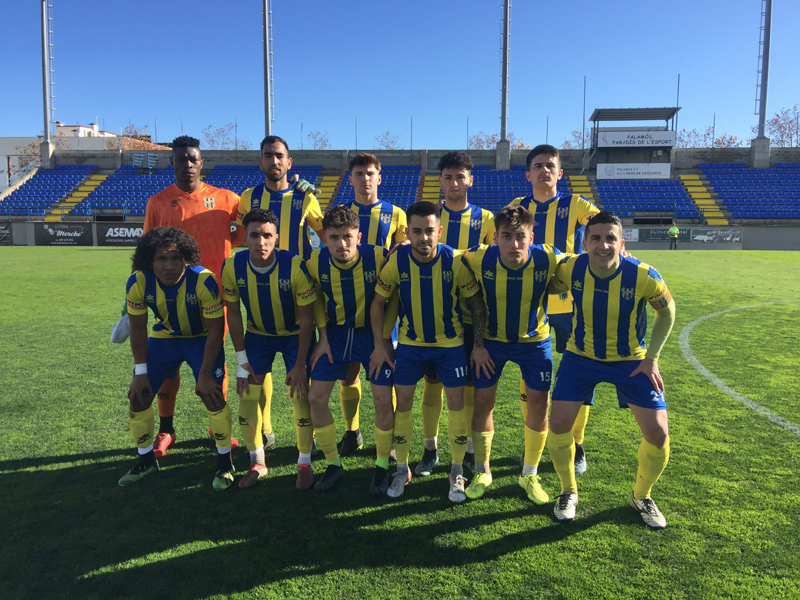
[
  {"left": 315, "top": 422, "right": 340, "bottom": 465},
  {"left": 421, "top": 380, "right": 444, "bottom": 439},
  {"left": 633, "top": 436, "right": 670, "bottom": 499},
  {"left": 547, "top": 429, "right": 577, "bottom": 494},
  {"left": 290, "top": 385, "right": 313, "bottom": 454},
  {"left": 238, "top": 384, "right": 263, "bottom": 451},
  {"left": 261, "top": 373, "right": 273, "bottom": 435},
  {"left": 339, "top": 380, "right": 362, "bottom": 431},
  {"left": 393, "top": 410, "right": 413, "bottom": 464},
  {"left": 572, "top": 404, "right": 590, "bottom": 445},
  {"left": 391, "top": 387, "right": 397, "bottom": 411},
  {"left": 471, "top": 430, "right": 494, "bottom": 465},
  {"left": 524, "top": 425, "right": 548, "bottom": 468},
  {"left": 374, "top": 425, "right": 393, "bottom": 464},
  {"left": 519, "top": 378, "right": 528, "bottom": 422},
  {"left": 129, "top": 406, "right": 154, "bottom": 449},
  {"left": 464, "top": 386, "right": 474, "bottom": 442},
  {"left": 448, "top": 408, "right": 468, "bottom": 465},
  {"left": 207, "top": 404, "right": 232, "bottom": 450}
]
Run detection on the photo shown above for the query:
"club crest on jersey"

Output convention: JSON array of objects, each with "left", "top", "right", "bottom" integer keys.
[
  {"left": 292, "top": 196, "right": 303, "bottom": 210},
  {"left": 279, "top": 278, "right": 291, "bottom": 291},
  {"left": 400, "top": 272, "right": 410, "bottom": 282},
  {"left": 380, "top": 213, "right": 392, "bottom": 224},
  {"left": 470, "top": 218, "right": 481, "bottom": 231},
  {"left": 186, "top": 293, "right": 198, "bottom": 305},
  {"left": 364, "top": 270, "right": 376, "bottom": 283},
  {"left": 621, "top": 287, "right": 635, "bottom": 300},
  {"left": 442, "top": 270, "right": 453, "bottom": 283},
  {"left": 557, "top": 207, "right": 569, "bottom": 218},
  {"left": 572, "top": 279, "right": 582, "bottom": 291},
  {"left": 534, "top": 269, "right": 548, "bottom": 283},
  {"left": 204, "top": 197, "right": 215, "bottom": 210}
]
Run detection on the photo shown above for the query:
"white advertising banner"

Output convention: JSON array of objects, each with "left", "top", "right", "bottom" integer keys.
[
  {"left": 597, "top": 130, "right": 676, "bottom": 147},
  {"left": 622, "top": 228, "right": 639, "bottom": 243},
  {"left": 597, "top": 163, "right": 671, "bottom": 180}
]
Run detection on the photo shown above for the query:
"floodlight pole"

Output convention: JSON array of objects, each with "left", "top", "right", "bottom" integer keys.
[
  {"left": 756, "top": 0, "right": 772, "bottom": 138},
  {"left": 262, "top": 0, "right": 274, "bottom": 137},
  {"left": 41, "top": 1, "right": 51, "bottom": 144},
  {"left": 499, "top": 0, "right": 510, "bottom": 141}
]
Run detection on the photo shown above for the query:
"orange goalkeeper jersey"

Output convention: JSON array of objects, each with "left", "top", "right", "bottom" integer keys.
[{"left": 144, "top": 183, "right": 243, "bottom": 278}]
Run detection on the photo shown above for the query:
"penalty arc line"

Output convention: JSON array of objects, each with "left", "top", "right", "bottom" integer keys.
[{"left": 678, "top": 300, "right": 800, "bottom": 436}]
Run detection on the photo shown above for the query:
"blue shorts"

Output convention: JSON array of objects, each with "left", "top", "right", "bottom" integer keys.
[
  {"left": 552, "top": 351, "right": 666, "bottom": 410},
  {"left": 394, "top": 343, "right": 468, "bottom": 388},
  {"left": 473, "top": 338, "right": 553, "bottom": 391},
  {"left": 548, "top": 312, "right": 572, "bottom": 354},
  {"left": 424, "top": 324, "right": 474, "bottom": 384},
  {"left": 144, "top": 336, "right": 225, "bottom": 394},
  {"left": 311, "top": 326, "right": 392, "bottom": 387},
  {"left": 245, "top": 332, "right": 312, "bottom": 376}
]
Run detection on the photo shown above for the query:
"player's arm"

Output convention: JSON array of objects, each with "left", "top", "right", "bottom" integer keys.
[
  {"left": 547, "top": 258, "right": 571, "bottom": 295},
  {"left": 469, "top": 291, "right": 494, "bottom": 379},
  {"left": 309, "top": 295, "right": 333, "bottom": 371},
  {"left": 305, "top": 195, "right": 326, "bottom": 245},
  {"left": 196, "top": 313, "right": 225, "bottom": 410},
  {"left": 630, "top": 277, "right": 676, "bottom": 393},
  {"left": 370, "top": 261, "right": 398, "bottom": 377},
  {"left": 287, "top": 303, "right": 313, "bottom": 400},
  {"left": 229, "top": 193, "right": 245, "bottom": 247},
  {"left": 127, "top": 311, "right": 152, "bottom": 409},
  {"left": 221, "top": 261, "right": 255, "bottom": 396}
]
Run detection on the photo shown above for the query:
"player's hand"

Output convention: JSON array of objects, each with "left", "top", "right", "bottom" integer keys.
[
  {"left": 310, "top": 340, "right": 334, "bottom": 372},
  {"left": 236, "top": 362, "right": 257, "bottom": 397},
  {"left": 629, "top": 357, "right": 664, "bottom": 393},
  {"left": 286, "top": 363, "right": 309, "bottom": 400},
  {"left": 621, "top": 250, "right": 636, "bottom": 259},
  {"left": 386, "top": 239, "right": 410, "bottom": 258},
  {"left": 128, "top": 374, "right": 152, "bottom": 409},
  {"left": 291, "top": 174, "right": 320, "bottom": 195},
  {"left": 369, "top": 341, "right": 395, "bottom": 379},
  {"left": 196, "top": 373, "right": 225, "bottom": 411},
  {"left": 470, "top": 346, "right": 495, "bottom": 380}
]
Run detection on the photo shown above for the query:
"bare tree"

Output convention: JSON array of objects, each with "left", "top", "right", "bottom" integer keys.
[
  {"left": 13, "top": 134, "right": 69, "bottom": 174},
  {"left": 201, "top": 123, "right": 251, "bottom": 150},
  {"left": 106, "top": 124, "right": 152, "bottom": 151},
  {"left": 374, "top": 131, "right": 401, "bottom": 150},
  {"left": 751, "top": 105, "right": 800, "bottom": 147},
  {"left": 468, "top": 131, "right": 529, "bottom": 150},
  {"left": 560, "top": 127, "right": 592, "bottom": 150},
  {"left": 307, "top": 130, "right": 331, "bottom": 150},
  {"left": 677, "top": 127, "right": 742, "bottom": 148}
]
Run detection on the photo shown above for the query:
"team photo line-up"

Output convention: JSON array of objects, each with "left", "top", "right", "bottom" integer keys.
[{"left": 121, "top": 134, "right": 676, "bottom": 529}]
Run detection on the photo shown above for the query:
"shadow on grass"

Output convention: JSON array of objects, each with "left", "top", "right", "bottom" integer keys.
[{"left": 0, "top": 441, "right": 643, "bottom": 598}]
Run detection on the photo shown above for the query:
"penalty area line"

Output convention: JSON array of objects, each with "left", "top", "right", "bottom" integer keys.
[{"left": 678, "top": 300, "right": 800, "bottom": 437}]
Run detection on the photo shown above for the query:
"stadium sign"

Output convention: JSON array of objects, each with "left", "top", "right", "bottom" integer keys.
[
  {"left": 97, "top": 223, "right": 143, "bottom": 246},
  {"left": 0, "top": 223, "right": 11, "bottom": 245},
  {"left": 34, "top": 223, "right": 92, "bottom": 246},
  {"left": 622, "top": 228, "right": 639, "bottom": 243},
  {"left": 639, "top": 228, "right": 690, "bottom": 243},
  {"left": 597, "top": 163, "right": 671, "bottom": 180},
  {"left": 597, "top": 130, "right": 676, "bottom": 147},
  {"left": 691, "top": 228, "right": 742, "bottom": 243}
]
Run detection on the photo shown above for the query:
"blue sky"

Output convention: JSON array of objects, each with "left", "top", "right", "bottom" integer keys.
[{"left": 2, "top": 0, "right": 798, "bottom": 150}]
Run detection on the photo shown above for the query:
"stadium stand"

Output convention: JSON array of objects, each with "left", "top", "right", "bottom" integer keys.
[
  {"left": 0, "top": 164, "right": 95, "bottom": 218},
  {"left": 594, "top": 178, "right": 700, "bottom": 220},
  {"left": 699, "top": 162, "right": 800, "bottom": 220},
  {"left": 332, "top": 165, "right": 421, "bottom": 209},
  {"left": 469, "top": 165, "right": 571, "bottom": 211},
  {"left": 203, "top": 164, "right": 322, "bottom": 196}
]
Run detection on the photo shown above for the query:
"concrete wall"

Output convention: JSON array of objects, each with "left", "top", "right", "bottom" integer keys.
[{"left": 742, "top": 226, "right": 800, "bottom": 250}]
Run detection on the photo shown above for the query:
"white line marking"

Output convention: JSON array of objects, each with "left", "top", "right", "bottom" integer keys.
[{"left": 679, "top": 300, "right": 800, "bottom": 436}]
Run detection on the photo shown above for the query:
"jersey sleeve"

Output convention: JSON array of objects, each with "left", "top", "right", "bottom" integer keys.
[
  {"left": 125, "top": 272, "right": 148, "bottom": 315},
  {"left": 481, "top": 210, "right": 496, "bottom": 244},
  {"left": 292, "top": 258, "right": 318, "bottom": 307},
  {"left": 143, "top": 197, "right": 158, "bottom": 233},
  {"left": 644, "top": 266, "right": 672, "bottom": 310},
  {"left": 220, "top": 258, "right": 240, "bottom": 302},
  {"left": 236, "top": 188, "right": 253, "bottom": 226},
  {"left": 393, "top": 208, "right": 408, "bottom": 244},
  {"left": 198, "top": 271, "right": 224, "bottom": 319},
  {"left": 375, "top": 255, "right": 399, "bottom": 298},
  {"left": 304, "top": 193, "right": 324, "bottom": 233},
  {"left": 577, "top": 196, "right": 601, "bottom": 225},
  {"left": 549, "top": 257, "right": 573, "bottom": 295},
  {"left": 454, "top": 253, "right": 479, "bottom": 298}
]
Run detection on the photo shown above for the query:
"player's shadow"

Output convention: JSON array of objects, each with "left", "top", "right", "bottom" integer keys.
[{"left": 1, "top": 445, "right": 644, "bottom": 598}]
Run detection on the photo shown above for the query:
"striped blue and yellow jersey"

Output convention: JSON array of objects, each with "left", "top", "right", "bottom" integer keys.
[
  {"left": 376, "top": 244, "right": 479, "bottom": 348},
  {"left": 511, "top": 192, "right": 599, "bottom": 314},
  {"left": 462, "top": 244, "right": 561, "bottom": 343},
  {"left": 237, "top": 182, "right": 323, "bottom": 260},
  {"left": 343, "top": 199, "right": 407, "bottom": 250},
  {"left": 126, "top": 266, "right": 223, "bottom": 339},
  {"left": 441, "top": 203, "right": 495, "bottom": 324},
  {"left": 221, "top": 249, "right": 317, "bottom": 337},
  {"left": 306, "top": 244, "right": 387, "bottom": 330},
  {"left": 550, "top": 254, "right": 672, "bottom": 361}
]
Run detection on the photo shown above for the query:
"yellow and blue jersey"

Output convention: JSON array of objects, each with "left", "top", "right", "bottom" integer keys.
[
  {"left": 306, "top": 244, "right": 387, "bottom": 330},
  {"left": 551, "top": 254, "right": 672, "bottom": 361},
  {"left": 462, "top": 244, "right": 561, "bottom": 343},
  {"left": 344, "top": 199, "right": 407, "bottom": 250},
  {"left": 126, "top": 266, "right": 223, "bottom": 338},
  {"left": 376, "top": 244, "right": 478, "bottom": 348},
  {"left": 237, "top": 182, "right": 323, "bottom": 259},
  {"left": 221, "top": 249, "right": 317, "bottom": 337},
  {"left": 441, "top": 204, "right": 495, "bottom": 249}
]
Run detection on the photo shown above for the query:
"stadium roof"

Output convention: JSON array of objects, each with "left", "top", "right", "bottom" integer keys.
[{"left": 589, "top": 107, "right": 681, "bottom": 122}]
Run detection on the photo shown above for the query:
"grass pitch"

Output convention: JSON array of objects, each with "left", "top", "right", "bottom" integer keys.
[{"left": 0, "top": 248, "right": 798, "bottom": 599}]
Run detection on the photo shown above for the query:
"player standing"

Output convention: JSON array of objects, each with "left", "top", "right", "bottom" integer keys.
[
  {"left": 142, "top": 135, "right": 243, "bottom": 458},
  {"left": 120, "top": 227, "right": 234, "bottom": 490},
  {"left": 221, "top": 209, "right": 318, "bottom": 490},
  {"left": 305, "top": 206, "right": 396, "bottom": 494},
  {"left": 416, "top": 151, "right": 495, "bottom": 477},
  {"left": 370, "top": 201, "right": 483, "bottom": 503},
  {"left": 546, "top": 211, "right": 675, "bottom": 528},
  {"left": 512, "top": 144, "right": 600, "bottom": 474}
]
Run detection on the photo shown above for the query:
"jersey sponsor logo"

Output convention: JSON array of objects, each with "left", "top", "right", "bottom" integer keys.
[
  {"left": 399, "top": 272, "right": 410, "bottom": 282},
  {"left": 483, "top": 269, "right": 494, "bottom": 280},
  {"left": 223, "top": 286, "right": 237, "bottom": 296},
  {"left": 470, "top": 218, "right": 481, "bottom": 230},
  {"left": 204, "top": 301, "right": 222, "bottom": 313},
  {"left": 534, "top": 268, "right": 548, "bottom": 283},
  {"left": 557, "top": 207, "right": 569, "bottom": 218},
  {"left": 279, "top": 278, "right": 291, "bottom": 291},
  {"left": 442, "top": 270, "right": 453, "bottom": 283},
  {"left": 146, "top": 294, "right": 155, "bottom": 303},
  {"left": 237, "top": 277, "right": 246, "bottom": 286},
  {"left": 649, "top": 288, "right": 672, "bottom": 309},
  {"left": 572, "top": 279, "right": 582, "bottom": 291},
  {"left": 621, "top": 287, "right": 635, "bottom": 300},
  {"left": 363, "top": 270, "right": 376, "bottom": 283},
  {"left": 377, "top": 278, "right": 392, "bottom": 293},
  {"left": 204, "top": 197, "right": 215, "bottom": 209},
  {"left": 380, "top": 212, "right": 392, "bottom": 224},
  {"left": 186, "top": 293, "right": 198, "bottom": 305},
  {"left": 127, "top": 301, "right": 145, "bottom": 311},
  {"left": 298, "top": 287, "right": 315, "bottom": 300},
  {"left": 320, "top": 273, "right": 329, "bottom": 282}
]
